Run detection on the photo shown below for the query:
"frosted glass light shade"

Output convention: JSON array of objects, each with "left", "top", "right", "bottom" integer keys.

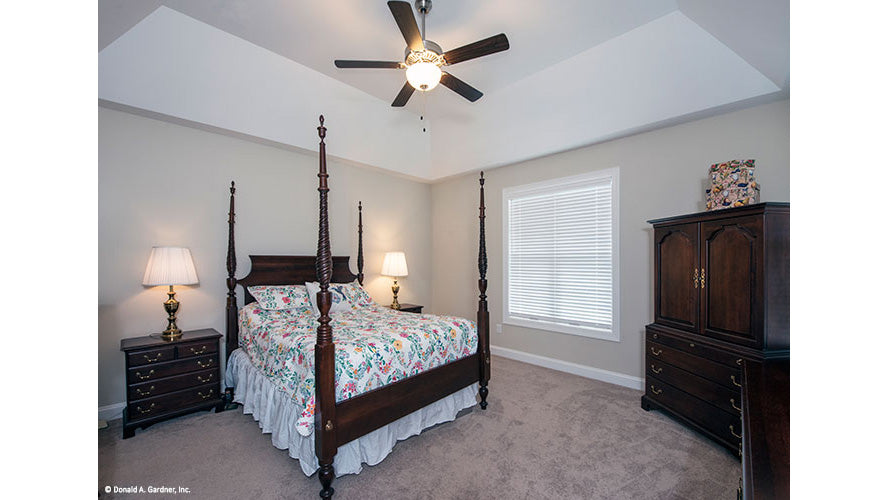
[
  {"left": 406, "top": 62, "right": 441, "bottom": 91},
  {"left": 381, "top": 251, "right": 409, "bottom": 277},
  {"left": 142, "top": 247, "right": 199, "bottom": 286}
]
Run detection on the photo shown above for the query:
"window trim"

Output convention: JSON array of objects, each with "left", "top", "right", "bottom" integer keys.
[{"left": 502, "top": 168, "right": 620, "bottom": 342}]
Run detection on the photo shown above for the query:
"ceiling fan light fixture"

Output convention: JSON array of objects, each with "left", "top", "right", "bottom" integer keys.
[{"left": 406, "top": 61, "right": 442, "bottom": 91}]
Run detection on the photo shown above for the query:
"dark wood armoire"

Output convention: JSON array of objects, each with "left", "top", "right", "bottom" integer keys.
[{"left": 641, "top": 203, "right": 789, "bottom": 456}]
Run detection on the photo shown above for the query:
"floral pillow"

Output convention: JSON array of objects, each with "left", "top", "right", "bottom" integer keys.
[
  {"left": 247, "top": 285, "right": 312, "bottom": 311},
  {"left": 339, "top": 280, "right": 374, "bottom": 307},
  {"left": 305, "top": 281, "right": 352, "bottom": 316}
]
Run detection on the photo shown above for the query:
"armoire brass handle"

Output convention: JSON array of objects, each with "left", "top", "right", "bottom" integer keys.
[
  {"left": 136, "top": 403, "right": 156, "bottom": 414},
  {"left": 730, "top": 398, "right": 741, "bottom": 412},
  {"left": 701, "top": 268, "right": 705, "bottom": 289},
  {"left": 729, "top": 425, "right": 742, "bottom": 439},
  {"left": 693, "top": 268, "right": 699, "bottom": 288},
  {"left": 651, "top": 365, "right": 663, "bottom": 374},
  {"left": 650, "top": 347, "right": 662, "bottom": 356},
  {"left": 650, "top": 385, "right": 662, "bottom": 395},
  {"left": 135, "top": 370, "right": 155, "bottom": 380},
  {"left": 731, "top": 375, "right": 742, "bottom": 387}
]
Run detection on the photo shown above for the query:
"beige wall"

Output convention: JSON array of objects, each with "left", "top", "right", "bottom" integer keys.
[
  {"left": 430, "top": 99, "right": 789, "bottom": 380},
  {"left": 98, "top": 107, "right": 432, "bottom": 409}
]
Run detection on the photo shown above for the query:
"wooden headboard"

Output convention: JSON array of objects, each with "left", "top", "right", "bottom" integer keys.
[
  {"left": 224, "top": 179, "right": 364, "bottom": 358},
  {"left": 238, "top": 255, "right": 359, "bottom": 304}
]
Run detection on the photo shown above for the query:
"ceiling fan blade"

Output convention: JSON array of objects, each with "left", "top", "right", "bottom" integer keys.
[
  {"left": 440, "top": 72, "right": 483, "bottom": 102},
  {"left": 335, "top": 60, "right": 403, "bottom": 69},
  {"left": 388, "top": 1, "right": 424, "bottom": 52},
  {"left": 443, "top": 33, "right": 510, "bottom": 65},
  {"left": 392, "top": 81, "right": 415, "bottom": 107}
]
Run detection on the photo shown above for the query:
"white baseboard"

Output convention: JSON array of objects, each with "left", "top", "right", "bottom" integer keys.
[
  {"left": 490, "top": 345, "right": 644, "bottom": 390},
  {"left": 99, "top": 402, "right": 125, "bottom": 422}
]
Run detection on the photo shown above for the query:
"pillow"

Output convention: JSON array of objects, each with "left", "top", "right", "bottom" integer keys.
[
  {"left": 338, "top": 280, "right": 374, "bottom": 307},
  {"left": 305, "top": 282, "right": 352, "bottom": 316},
  {"left": 247, "top": 285, "right": 312, "bottom": 311}
]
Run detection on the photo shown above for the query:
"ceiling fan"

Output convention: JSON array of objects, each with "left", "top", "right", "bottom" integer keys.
[{"left": 334, "top": 0, "right": 510, "bottom": 107}]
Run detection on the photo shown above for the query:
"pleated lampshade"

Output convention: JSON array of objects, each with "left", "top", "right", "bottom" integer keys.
[
  {"left": 381, "top": 251, "right": 409, "bottom": 278},
  {"left": 142, "top": 247, "right": 199, "bottom": 286}
]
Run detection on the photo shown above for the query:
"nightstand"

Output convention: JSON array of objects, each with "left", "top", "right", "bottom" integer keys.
[
  {"left": 120, "top": 328, "right": 223, "bottom": 439},
  {"left": 392, "top": 303, "right": 423, "bottom": 314}
]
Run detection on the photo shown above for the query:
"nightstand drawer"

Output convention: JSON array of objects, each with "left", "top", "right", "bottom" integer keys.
[
  {"left": 128, "top": 368, "right": 219, "bottom": 401},
  {"left": 127, "top": 383, "right": 219, "bottom": 421},
  {"left": 127, "top": 354, "right": 218, "bottom": 383},
  {"left": 127, "top": 345, "right": 176, "bottom": 367},
  {"left": 176, "top": 339, "right": 218, "bottom": 359},
  {"left": 647, "top": 360, "right": 740, "bottom": 416},
  {"left": 647, "top": 341, "right": 740, "bottom": 390}
]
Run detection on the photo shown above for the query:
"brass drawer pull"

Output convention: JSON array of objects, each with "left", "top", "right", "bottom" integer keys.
[
  {"left": 198, "top": 389, "right": 215, "bottom": 400},
  {"left": 136, "top": 403, "right": 156, "bottom": 414},
  {"left": 197, "top": 373, "right": 214, "bottom": 383},
  {"left": 135, "top": 370, "right": 155, "bottom": 380},
  {"left": 143, "top": 353, "right": 164, "bottom": 363},
  {"left": 731, "top": 375, "right": 742, "bottom": 387},
  {"left": 693, "top": 268, "right": 699, "bottom": 289},
  {"left": 689, "top": 343, "right": 695, "bottom": 348},
  {"left": 730, "top": 398, "right": 741, "bottom": 413},
  {"left": 197, "top": 359, "right": 214, "bottom": 368},
  {"left": 701, "top": 268, "right": 705, "bottom": 289},
  {"left": 729, "top": 425, "right": 742, "bottom": 439},
  {"left": 190, "top": 346, "right": 208, "bottom": 355},
  {"left": 135, "top": 385, "right": 155, "bottom": 397},
  {"left": 652, "top": 333, "right": 658, "bottom": 339},
  {"left": 736, "top": 358, "right": 743, "bottom": 366},
  {"left": 650, "top": 347, "right": 662, "bottom": 356},
  {"left": 651, "top": 365, "right": 663, "bottom": 374},
  {"left": 650, "top": 385, "right": 662, "bottom": 395}
]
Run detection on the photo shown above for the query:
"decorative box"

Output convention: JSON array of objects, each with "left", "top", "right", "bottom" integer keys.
[{"left": 706, "top": 159, "right": 759, "bottom": 211}]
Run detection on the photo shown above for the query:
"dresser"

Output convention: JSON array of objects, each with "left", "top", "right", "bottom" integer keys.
[
  {"left": 120, "top": 328, "right": 223, "bottom": 438},
  {"left": 641, "top": 203, "right": 789, "bottom": 455}
]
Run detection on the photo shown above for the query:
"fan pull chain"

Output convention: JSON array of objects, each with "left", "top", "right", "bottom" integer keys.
[{"left": 421, "top": 91, "right": 427, "bottom": 133}]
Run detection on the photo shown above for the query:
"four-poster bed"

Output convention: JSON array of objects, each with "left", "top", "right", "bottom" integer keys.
[{"left": 223, "top": 116, "right": 490, "bottom": 499}]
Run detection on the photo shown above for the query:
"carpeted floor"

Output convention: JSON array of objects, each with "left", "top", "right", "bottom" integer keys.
[{"left": 98, "top": 356, "right": 739, "bottom": 499}]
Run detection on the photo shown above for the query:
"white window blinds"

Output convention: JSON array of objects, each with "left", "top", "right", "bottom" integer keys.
[{"left": 504, "top": 170, "right": 618, "bottom": 340}]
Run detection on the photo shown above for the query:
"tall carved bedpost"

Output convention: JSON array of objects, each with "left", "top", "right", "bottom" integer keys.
[
  {"left": 357, "top": 201, "right": 364, "bottom": 285},
  {"left": 477, "top": 172, "right": 491, "bottom": 409},
  {"left": 314, "top": 116, "right": 337, "bottom": 500},
  {"left": 224, "top": 181, "right": 238, "bottom": 406},
  {"left": 226, "top": 181, "right": 238, "bottom": 357}
]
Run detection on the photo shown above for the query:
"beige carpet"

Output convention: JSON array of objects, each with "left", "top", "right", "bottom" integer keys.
[{"left": 98, "top": 356, "right": 739, "bottom": 499}]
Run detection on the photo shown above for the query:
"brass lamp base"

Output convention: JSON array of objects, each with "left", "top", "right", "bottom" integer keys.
[
  {"left": 390, "top": 279, "right": 401, "bottom": 310},
  {"left": 162, "top": 285, "right": 183, "bottom": 340}
]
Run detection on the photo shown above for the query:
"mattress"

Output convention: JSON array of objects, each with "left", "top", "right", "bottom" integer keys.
[{"left": 237, "top": 301, "right": 478, "bottom": 436}]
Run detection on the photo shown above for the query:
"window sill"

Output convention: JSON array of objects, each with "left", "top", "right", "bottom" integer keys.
[{"left": 503, "top": 317, "right": 620, "bottom": 342}]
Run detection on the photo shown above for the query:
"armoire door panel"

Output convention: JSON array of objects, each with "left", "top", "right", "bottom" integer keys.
[
  {"left": 654, "top": 223, "right": 699, "bottom": 331},
  {"left": 701, "top": 217, "right": 764, "bottom": 347}
]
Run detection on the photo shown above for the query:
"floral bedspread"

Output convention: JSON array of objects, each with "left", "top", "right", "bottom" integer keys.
[{"left": 238, "top": 302, "right": 478, "bottom": 436}]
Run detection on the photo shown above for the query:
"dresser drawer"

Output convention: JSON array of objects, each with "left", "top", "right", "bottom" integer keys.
[
  {"left": 128, "top": 368, "right": 219, "bottom": 401},
  {"left": 647, "top": 360, "right": 740, "bottom": 416},
  {"left": 127, "top": 354, "right": 218, "bottom": 383},
  {"left": 647, "top": 329, "right": 745, "bottom": 368},
  {"left": 126, "top": 345, "right": 176, "bottom": 367},
  {"left": 176, "top": 339, "right": 218, "bottom": 359},
  {"left": 126, "top": 383, "right": 219, "bottom": 421},
  {"left": 647, "top": 340, "right": 741, "bottom": 390},
  {"left": 646, "top": 376, "right": 742, "bottom": 449}
]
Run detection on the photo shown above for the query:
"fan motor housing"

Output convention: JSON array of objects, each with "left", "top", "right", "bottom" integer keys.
[{"left": 405, "top": 40, "right": 442, "bottom": 60}]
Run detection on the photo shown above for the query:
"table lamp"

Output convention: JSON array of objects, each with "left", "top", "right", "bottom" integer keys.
[
  {"left": 381, "top": 251, "right": 408, "bottom": 310},
  {"left": 142, "top": 246, "right": 199, "bottom": 340}
]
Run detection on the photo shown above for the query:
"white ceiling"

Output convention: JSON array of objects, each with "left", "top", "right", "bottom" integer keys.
[{"left": 99, "top": 0, "right": 789, "bottom": 181}]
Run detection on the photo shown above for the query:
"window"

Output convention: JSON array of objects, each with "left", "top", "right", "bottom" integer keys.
[{"left": 503, "top": 168, "right": 619, "bottom": 341}]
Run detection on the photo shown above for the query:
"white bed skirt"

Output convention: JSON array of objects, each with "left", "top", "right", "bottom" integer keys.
[{"left": 224, "top": 348, "right": 478, "bottom": 477}]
